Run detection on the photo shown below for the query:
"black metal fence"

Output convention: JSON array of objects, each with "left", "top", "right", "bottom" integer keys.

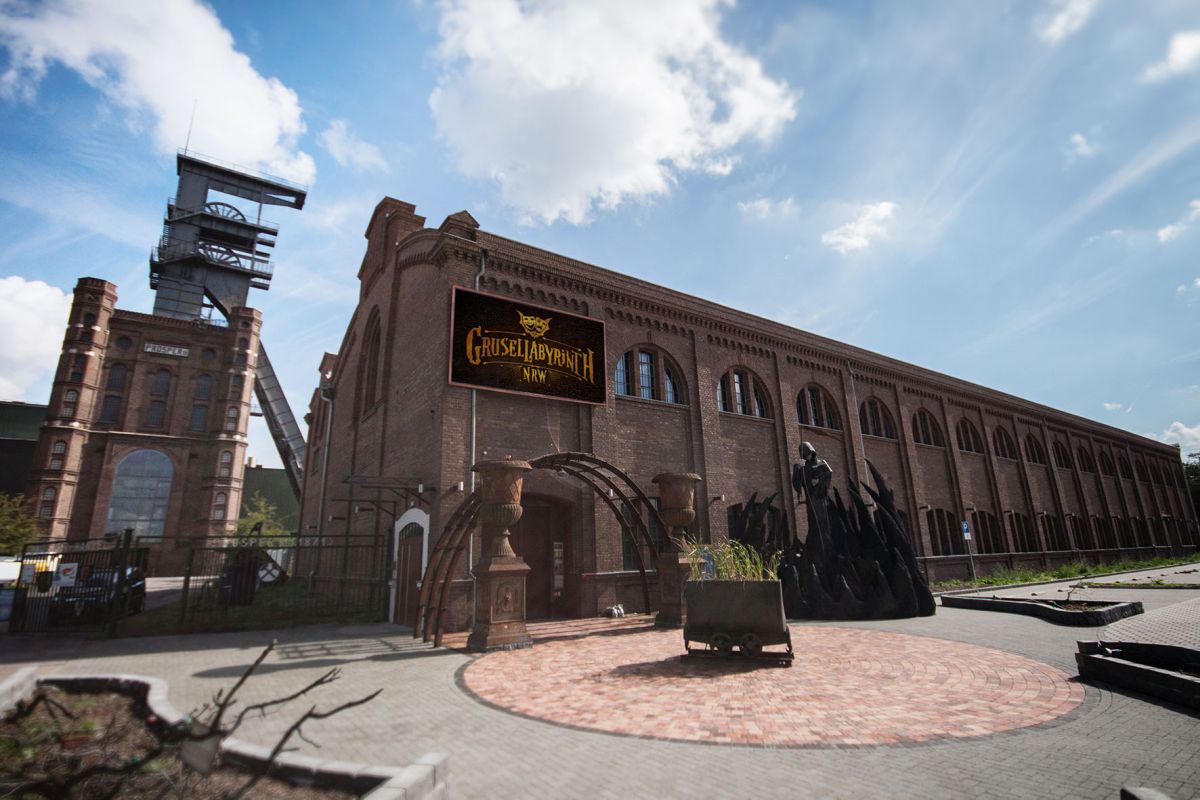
[
  {"left": 6, "top": 533, "right": 148, "bottom": 635},
  {"left": 165, "top": 535, "right": 391, "bottom": 634}
]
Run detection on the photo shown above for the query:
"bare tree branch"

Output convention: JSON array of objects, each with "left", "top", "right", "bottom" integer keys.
[{"left": 227, "top": 667, "right": 340, "bottom": 735}]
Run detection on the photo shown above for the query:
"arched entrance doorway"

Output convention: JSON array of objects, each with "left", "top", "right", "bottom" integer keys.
[
  {"left": 508, "top": 494, "right": 570, "bottom": 620},
  {"left": 391, "top": 507, "right": 429, "bottom": 626}
]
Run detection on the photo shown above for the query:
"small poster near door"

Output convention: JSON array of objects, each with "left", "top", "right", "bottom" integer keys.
[{"left": 54, "top": 562, "right": 79, "bottom": 588}]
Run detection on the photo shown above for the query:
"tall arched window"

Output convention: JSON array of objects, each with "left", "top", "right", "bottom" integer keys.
[
  {"left": 1134, "top": 459, "right": 1149, "bottom": 483},
  {"left": 224, "top": 406, "right": 239, "bottom": 432},
  {"left": 1024, "top": 434, "right": 1047, "bottom": 465},
  {"left": 970, "top": 511, "right": 1004, "bottom": 554},
  {"left": 717, "top": 367, "right": 770, "bottom": 418},
  {"left": 1008, "top": 512, "right": 1037, "bottom": 552},
  {"left": 993, "top": 426, "right": 1018, "bottom": 460},
  {"left": 106, "top": 364, "right": 127, "bottom": 391},
  {"left": 956, "top": 419, "right": 984, "bottom": 454},
  {"left": 912, "top": 409, "right": 945, "bottom": 447},
  {"left": 615, "top": 346, "right": 686, "bottom": 404},
  {"left": 1077, "top": 446, "right": 1096, "bottom": 473},
  {"left": 105, "top": 450, "right": 172, "bottom": 540},
  {"left": 927, "top": 508, "right": 963, "bottom": 555},
  {"left": 67, "top": 354, "right": 85, "bottom": 382},
  {"left": 1118, "top": 455, "right": 1133, "bottom": 480},
  {"left": 150, "top": 369, "right": 171, "bottom": 396},
  {"left": 228, "top": 374, "right": 244, "bottom": 402},
  {"left": 358, "top": 310, "right": 382, "bottom": 414},
  {"left": 49, "top": 441, "right": 66, "bottom": 470},
  {"left": 1052, "top": 440, "right": 1073, "bottom": 470},
  {"left": 212, "top": 492, "right": 228, "bottom": 521},
  {"left": 797, "top": 384, "right": 842, "bottom": 431},
  {"left": 1098, "top": 451, "right": 1115, "bottom": 476},
  {"left": 218, "top": 450, "right": 233, "bottom": 478},
  {"left": 62, "top": 389, "right": 78, "bottom": 418},
  {"left": 1070, "top": 516, "right": 1095, "bottom": 550},
  {"left": 39, "top": 486, "right": 57, "bottom": 518},
  {"left": 858, "top": 398, "right": 897, "bottom": 439},
  {"left": 190, "top": 374, "right": 213, "bottom": 432},
  {"left": 1040, "top": 515, "right": 1070, "bottom": 550}
]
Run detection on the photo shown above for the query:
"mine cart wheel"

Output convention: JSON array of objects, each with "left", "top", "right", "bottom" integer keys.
[
  {"left": 711, "top": 632, "right": 734, "bottom": 654},
  {"left": 739, "top": 633, "right": 762, "bottom": 658}
]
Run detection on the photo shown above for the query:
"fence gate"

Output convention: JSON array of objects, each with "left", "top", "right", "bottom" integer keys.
[{"left": 6, "top": 533, "right": 148, "bottom": 635}]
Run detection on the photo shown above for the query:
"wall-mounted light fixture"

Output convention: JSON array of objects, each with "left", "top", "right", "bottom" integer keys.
[
  {"left": 711, "top": 494, "right": 726, "bottom": 504},
  {"left": 455, "top": 480, "right": 464, "bottom": 493},
  {"left": 417, "top": 482, "right": 424, "bottom": 495},
  {"left": 918, "top": 504, "right": 931, "bottom": 511}
]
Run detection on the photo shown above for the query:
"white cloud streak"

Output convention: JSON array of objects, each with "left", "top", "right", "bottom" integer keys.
[
  {"left": 320, "top": 120, "right": 387, "bottom": 172},
  {"left": 1157, "top": 199, "right": 1200, "bottom": 243},
  {"left": 737, "top": 196, "right": 796, "bottom": 221},
  {"left": 1102, "top": 402, "right": 1124, "bottom": 412},
  {"left": 1151, "top": 421, "right": 1200, "bottom": 449},
  {"left": 820, "top": 202, "right": 898, "bottom": 254},
  {"left": 0, "top": 0, "right": 315, "bottom": 183},
  {"left": 1037, "top": 0, "right": 1100, "bottom": 45},
  {"left": 428, "top": 0, "right": 798, "bottom": 225},
  {"left": 0, "top": 276, "right": 72, "bottom": 401},
  {"left": 1143, "top": 30, "right": 1200, "bottom": 82}
]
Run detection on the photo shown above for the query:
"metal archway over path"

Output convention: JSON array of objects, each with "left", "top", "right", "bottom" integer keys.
[{"left": 415, "top": 452, "right": 669, "bottom": 647}]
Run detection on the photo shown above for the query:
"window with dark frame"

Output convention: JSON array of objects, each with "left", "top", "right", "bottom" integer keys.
[
  {"left": 39, "top": 487, "right": 56, "bottom": 518},
  {"left": 797, "top": 384, "right": 842, "bottom": 431},
  {"left": 614, "top": 347, "right": 684, "bottom": 405},
  {"left": 717, "top": 368, "right": 770, "bottom": 418},
  {"left": 956, "top": 418, "right": 984, "bottom": 454},
  {"left": 912, "top": 409, "right": 945, "bottom": 447},
  {"left": 49, "top": 441, "right": 66, "bottom": 470},
  {"left": 1024, "top": 434, "right": 1047, "bottom": 465},
  {"left": 858, "top": 398, "right": 897, "bottom": 439},
  {"left": 62, "top": 390, "right": 78, "bottom": 418},
  {"left": 993, "top": 426, "right": 1018, "bottom": 460}
]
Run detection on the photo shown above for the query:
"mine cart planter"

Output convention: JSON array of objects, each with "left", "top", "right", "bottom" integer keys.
[{"left": 683, "top": 580, "right": 793, "bottom": 664}]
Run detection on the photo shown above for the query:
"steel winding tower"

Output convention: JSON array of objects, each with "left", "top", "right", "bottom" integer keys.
[{"left": 149, "top": 151, "right": 308, "bottom": 494}]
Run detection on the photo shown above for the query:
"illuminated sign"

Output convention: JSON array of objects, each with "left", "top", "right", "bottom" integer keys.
[
  {"left": 449, "top": 287, "right": 606, "bottom": 404},
  {"left": 145, "top": 343, "right": 189, "bottom": 358}
]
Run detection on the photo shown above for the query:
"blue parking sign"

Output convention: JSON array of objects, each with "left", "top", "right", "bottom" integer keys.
[{"left": 961, "top": 520, "right": 971, "bottom": 540}]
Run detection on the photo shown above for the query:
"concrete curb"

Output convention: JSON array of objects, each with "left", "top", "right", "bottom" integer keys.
[
  {"left": 37, "top": 673, "right": 448, "bottom": 799},
  {"left": 940, "top": 594, "right": 1143, "bottom": 626},
  {"left": 1076, "top": 641, "right": 1200, "bottom": 712}
]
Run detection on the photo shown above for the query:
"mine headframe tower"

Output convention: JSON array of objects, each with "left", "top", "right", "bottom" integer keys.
[{"left": 149, "top": 151, "right": 308, "bottom": 495}]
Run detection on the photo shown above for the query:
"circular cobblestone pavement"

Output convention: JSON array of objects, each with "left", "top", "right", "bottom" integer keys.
[{"left": 460, "top": 625, "right": 1084, "bottom": 747}]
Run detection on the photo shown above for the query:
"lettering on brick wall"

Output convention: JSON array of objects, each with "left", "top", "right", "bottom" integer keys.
[
  {"left": 144, "top": 343, "right": 189, "bottom": 357},
  {"left": 449, "top": 287, "right": 606, "bottom": 404}
]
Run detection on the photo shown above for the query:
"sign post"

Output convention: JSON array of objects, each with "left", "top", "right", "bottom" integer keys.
[{"left": 962, "top": 520, "right": 977, "bottom": 587}]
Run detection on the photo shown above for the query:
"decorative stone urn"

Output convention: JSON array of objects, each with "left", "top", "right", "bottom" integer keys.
[
  {"left": 468, "top": 458, "right": 534, "bottom": 652},
  {"left": 651, "top": 472, "right": 703, "bottom": 628}
]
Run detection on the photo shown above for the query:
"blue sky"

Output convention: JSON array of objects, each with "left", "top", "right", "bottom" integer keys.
[{"left": 1, "top": 0, "right": 1198, "bottom": 469}]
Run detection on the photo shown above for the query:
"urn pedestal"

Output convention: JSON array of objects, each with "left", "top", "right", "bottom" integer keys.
[
  {"left": 468, "top": 459, "right": 534, "bottom": 652},
  {"left": 651, "top": 472, "right": 703, "bottom": 628}
]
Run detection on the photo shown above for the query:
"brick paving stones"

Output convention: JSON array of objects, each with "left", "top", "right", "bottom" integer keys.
[{"left": 461, "top": 624, "right": 1083, "bottom": 747}]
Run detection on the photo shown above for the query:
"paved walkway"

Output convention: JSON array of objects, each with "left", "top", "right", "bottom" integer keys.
[
  {"left": 1105, "top": 595, "right": 1200, "bottom": 650},
  {"left": 3, "top": 578, "right": 1199, "bottom": 798},
  {"left": 956, "top": 562, "right": 1200, "bottom": 613}
]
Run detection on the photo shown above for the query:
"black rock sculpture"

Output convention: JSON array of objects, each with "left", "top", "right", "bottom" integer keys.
[
  {"left": 728, "top": 491, "right": 789, "bottom": 555},
  {"left": 781, "top": 442, "right": 935, "bottom": 620}
]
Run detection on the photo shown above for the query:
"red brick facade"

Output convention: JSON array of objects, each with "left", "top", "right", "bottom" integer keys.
[
  {"left": 27, "top": 278, "right": 260, "bottom": 574},
  {"left": 299, "top": 199, "right": 1199, "bottom": 627}
]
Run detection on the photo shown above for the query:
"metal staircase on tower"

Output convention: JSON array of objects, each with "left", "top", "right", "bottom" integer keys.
[{"left": 148, "top": 150, "right": 308, "bottom": 495}]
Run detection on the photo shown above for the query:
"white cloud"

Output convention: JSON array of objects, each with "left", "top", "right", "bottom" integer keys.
[
  {"left": 1102, "top": 402, "right": 1124, "bottom": 412},
  {"left": 1176, "top": 277, "right": 1200, "bottom": 297},
  {"left": 1037, "top": 0, "right": 1100, "bottom": 45},
  {"left": 428, "top": 0, "right": 798, "bottom": 225},
  {"left": 0, "top": 0, "right": 314, "bottom": 183},
  {"left": 1067, "top": 132, "right": 1098, "bottom": 160},
  {"left": 1084, "top": 228, "right": 1122, "bottom": 244},
  {"left": 1152, "top": 421, "right": 1200, "bottom": 449},
  {"left": 1157, "top": 199, "right": 1200, "bottom": 243},
  {"left": 320, "top": 120, "right": 387, "bottom": 172},
  {"left": 0, "top": 276, "right": 72, "bottom": 401},
  {"left": 821, "top": 202, "right": 898, "bottom": 254},
  {"left": 737, "top": 196, "right": 796, "bottom": 221},
  {"left": 1143, "top": 30, "right": 1200, "bottom": 82}
]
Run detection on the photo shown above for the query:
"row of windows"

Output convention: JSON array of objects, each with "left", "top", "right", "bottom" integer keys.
[
  {"left": 922, "top": 509, "right": 1181, "bottom": 556},
  {"left": 46, "top": 441, "right": 235, "bottom": 480},
  {"left": 77, "top": 365, "right": 245, "bottom": 433}
]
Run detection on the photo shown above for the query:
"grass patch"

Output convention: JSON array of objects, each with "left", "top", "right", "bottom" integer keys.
[
  {"left": 930, "top": 553, "right": 1200, "bottom": 593},
  {"left": 120, "top": 578, "right": 385, "bottom": 637}
]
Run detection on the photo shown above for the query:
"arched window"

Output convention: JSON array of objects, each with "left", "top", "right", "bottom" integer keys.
[
  {"left": 39, "top": 486, "right": 57, "bottom": 518},
  {"left": 106, "top": 364, "right": 127, "bottom": 391},
  {"left": 219, "top": 450, "right": 233, "bottom": 478},
  {"left": 1134, "top": 459, "right": 1149, "bottom": 483},
  {"left": 358, "top": 311, "right": 382, "bottom": 414},
  {"left": 1008, "top": 512, "right": 1037, "bottom": 552},
  {"left": 1040, "top": 515, "right": 1070, "bottom": 550},
  {"left": 224, "top": 406, "right": 239, "bottom": 432},
  {"left": 615, "top": 346, "right": 686, "bottom": 404},
  {"left": 797, "top": 384, "right": 842, "bottom": 431},
  {"left": 1024, "top": 434, "right": 1047, "bottom": 465},
  {"left": 190, "top": 375, "right": 212, "bottom": 432},
  {"left": 717, "top": 367, "right": 770, "bottom": 418},
  {"left": 229, "top": 374, "right": 244, "bottom": 402},
  {"left": 858, "top": 398, "right": 896, "bottom": 439},
  {"left": 956, "top": 419, "right": 984, "bottom": 454},
  {"left": 1052, "top": 441, "right": 1073, "bottom": 470},
  {"left": 970, "top": 511, "right": 1004, "bottom": 554},
  {"left": 1070, "top": 516, "right": 1095, "bottom": 550},
  {"left": 49, "top": 441, "right": 66, "bottom": 470},
  {"left": 67, "top": 354, "right": 85, "bottom": 382},
  {"left": 212, "top": 492, "right": 228, "bottom": 521},
  {"left": 1098, "top": 451, "right": 1115, "bottom": 476},
  {"left": 99, "top": 395, "right": 121, "bottom": 423},
  {"left": 1149, "top": 462, "right": 1163, "bottom": 485},
  {"left": 993, "top": 426, "right": 1018, "bottom": 460},
  {"left": 1077, "top": 446, "right": 1096, "bottom": 473},
  {"left": 105, "top": 450, "right": 172, "bottom": 540},
  {"left": 62, "top": 389, "right": 78, "bottom": 418},
  {"left": 912, "top": 409, "right": 945, "bottom": 447},
  {"left": 1118, "top": 455, "right": 1133, "bottom": 480},
  {"left": 927, "top": 508, "right": 963, "bottom": 555},
  {"left": 150, "top": 369, "right": 171, "bottom": 397},
  {"left": 1115, "top": 516, "right": 1136, "bottom": 549}
]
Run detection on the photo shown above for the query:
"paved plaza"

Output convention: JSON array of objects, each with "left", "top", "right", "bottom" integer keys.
[{"left": 3, "top": 564, "right": 1199, "bottom": 799}]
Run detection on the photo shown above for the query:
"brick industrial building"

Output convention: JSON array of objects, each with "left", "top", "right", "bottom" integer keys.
[{"left": 298, "top": 198, "right": 1199, "bottom": 627}]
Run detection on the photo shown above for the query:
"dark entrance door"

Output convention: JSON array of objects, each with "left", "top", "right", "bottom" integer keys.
[{"left": 508, "top": 496, "right": 569, "bottom": 620}]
